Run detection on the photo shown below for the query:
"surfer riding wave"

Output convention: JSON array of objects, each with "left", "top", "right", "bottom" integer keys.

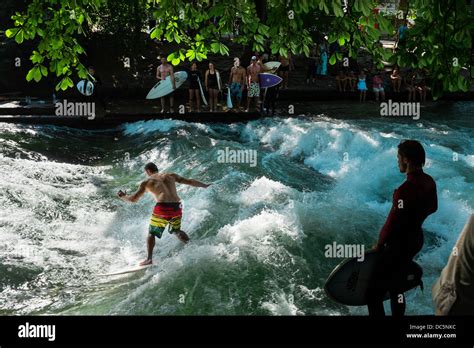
[{"left": 117, "top": 162, "right": 210, "bottom": 266}]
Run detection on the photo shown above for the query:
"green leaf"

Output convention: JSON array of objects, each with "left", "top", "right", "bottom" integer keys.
[
  {"left": 257, "top": 24, "right": 269, "bottom": 36},
  {"left": 33, "top": 66, "right": 42, "bottom": 82},
  {"left": 219, "top": 43, "right": 229, "bottom": 56},
  {"left": 40, "top": 65, "right": 48, "bottom": 77},
  {"left": 26, "top": 68, "right": 35, "bottom": 82},
  {"left": 329, "top": 54, "right": 336, "bottom": 65},
  {"left": 338, "top": 37, "right": 345, "bottom": 46},
  {"left": 210, "top": 42, "right": 220, "bottom": 53},
  {"left": 5, "top": 28, "right": 19, "bottom": 38},
  {"left": 164, "top": 31, "right": 172, "bottom": 41},
  {"left": 15, "top": 30, "right": 24, "bottom": 44},
  {"left": 51, "top": 39, "right": 63, "bottom": 50},
  {"left": 58, "top": 77, "right": 74, "bottom": 90},
  {"left": 30, "top": 51, "right": 43, "bottom": 64},
  {"left": 150, "top": 27, "right": 162, "bottom": 39},
  {"left": 359, "top": 0, "right": 371, "bottom": 16},
  {"left": 196, "top": 52, "right": 207, "bottom": 61},
  {"left": 279, "top": 47, "right": 288, "bottom": 57},
  {"left": 354, "top": 0, "right": 361, "bottom": 12},
  {"left": 318, "top": 1, "right": 329, "bottom": 14},
  {"left": 186, "top": 49, "right": 196, "bottom": 60},
  {"left": 254, "top": 34, "right": 264, "bottom": 44},
  {"left": 332, "top": 1, "right": 344, "bottom": 17},
  {"left": 303, "top": 45, "right": 310, "bottom": 57},
  {"left": 77, "top": 67, "right": 88, "bottom": 79}
]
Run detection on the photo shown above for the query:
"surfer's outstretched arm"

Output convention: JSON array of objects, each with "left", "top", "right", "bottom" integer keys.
[
  {"left": 117, "top": 181, "right": 147, "bottom": 203},
  {"left": 171, "top": 174, "right": 210, "bottom": 188}
]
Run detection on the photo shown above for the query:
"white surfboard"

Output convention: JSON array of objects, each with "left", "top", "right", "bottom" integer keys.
[
  {"left": 97, "top": 264, "right": 155, "bottom": 276},
  {"left": 76, "top": 80, "right": 94, "bottom": 96},
  {"left": 263, "top": 61, "right": 281, "bottom": 73},
  {"left": 146, "top": 71, "right": 188, "bottom": 99},
  {"left": 216, "top": 71, "right": 222, "bottom": 91},
  {"left": 227, "top": 87, "right": 233, "bottom": 109},
  {"left": 197, "top": 77, "right": 208, "bottom": 105}
]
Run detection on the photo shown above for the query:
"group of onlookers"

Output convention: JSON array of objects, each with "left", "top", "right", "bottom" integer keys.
[
  {"left": 335, "top": 67, "right": 430, "bottom": 102},
  {"left": 186, "top": 52, "right": 295, "bottom": 114},
  {"left": 155, "top": 50, "right": 432, "bottom": 114},
  {"left": 158, "top": 54, "right": 283, "bottom": 114}
]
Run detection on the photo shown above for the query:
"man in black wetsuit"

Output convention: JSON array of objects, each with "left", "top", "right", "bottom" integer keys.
[{"left": 367, "top": 140, "right": 438, "bottom": 316}]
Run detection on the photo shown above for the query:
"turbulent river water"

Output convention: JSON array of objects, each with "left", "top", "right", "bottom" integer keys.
[{"left": 0, "top": 101, "right": 472, "bottom": 315}]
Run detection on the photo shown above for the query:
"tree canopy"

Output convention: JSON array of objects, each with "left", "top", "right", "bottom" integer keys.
[{"left": 4, "top": 0, "right": 473, "bottom": 98}]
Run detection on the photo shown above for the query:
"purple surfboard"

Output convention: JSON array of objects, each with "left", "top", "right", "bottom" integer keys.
[{"left": 259, "top": 73, "right": 283, "bottom": 88}]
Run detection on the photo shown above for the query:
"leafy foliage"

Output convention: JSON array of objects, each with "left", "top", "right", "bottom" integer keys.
[
  {"left": 6, "top": 0, "right": 105, "bottom": 90},
  {"left": 391, "top": 0, "right": 473, "bottom": 98},
  {"left": 5, "top": 0, "right": 473, "bottom": 97}
]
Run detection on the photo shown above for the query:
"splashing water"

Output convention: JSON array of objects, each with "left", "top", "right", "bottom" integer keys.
[{"left": 0, "top": 102, "right": 472, "bottom": 315}]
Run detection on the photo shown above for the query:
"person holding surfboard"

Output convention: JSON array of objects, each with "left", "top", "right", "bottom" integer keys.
[
  {"left": 156, "top": 56, "right": 176, "bottom": 113},
  {"left": 117, "top": 162, "right": 210, "bottom": 266},
  {"left": 205, "top": 62, "right": 221, "bottom": 112},
  {"left": 367, "top": 140, "right": 438, "bottom": 316},
  {"left": 188, "top": 61, "right": 202, "bottom": 112},
  {"left": 246, "top": 56, "right": 262, "bottom": 112},
  {"left": 228, "top": 58, "right": 246, "bottom": 110}
]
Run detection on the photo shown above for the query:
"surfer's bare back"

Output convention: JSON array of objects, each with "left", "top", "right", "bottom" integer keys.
[{"left": 117, "top": 162, "right": 210, "bottom": 266}]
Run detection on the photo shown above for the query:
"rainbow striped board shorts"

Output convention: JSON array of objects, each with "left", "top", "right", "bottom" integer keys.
[{"left": 149, "top": 202, "right": 182, "bottom": 238}]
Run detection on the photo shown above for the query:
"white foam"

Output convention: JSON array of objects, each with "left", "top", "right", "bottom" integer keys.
[
  {"left": 261, "top": 292, "right": 301, "bottom": 315},
  {"left": 239, "top": 177, "right": 289, "bottom": 205},
  {"left": 217, "top": 210, "right": 298, "bottom": 247}
]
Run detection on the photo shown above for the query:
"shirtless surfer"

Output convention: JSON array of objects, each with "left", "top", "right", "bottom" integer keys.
[
  {"left": 156, "top": 56, "right": 176, "bottom": 113},
  {"left": 117, "top": 162, "right": 210, "bottom": 265},
  {"left": 228, "top": 57, "right": 246, "bottom": 110},
  {"left": 246, "top": 56, "right": 262, "bottom": 112}
]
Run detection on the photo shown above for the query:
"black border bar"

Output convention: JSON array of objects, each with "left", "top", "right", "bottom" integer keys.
[{"left": 1, "top": 315, "right": 473, "bottom": 345}]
